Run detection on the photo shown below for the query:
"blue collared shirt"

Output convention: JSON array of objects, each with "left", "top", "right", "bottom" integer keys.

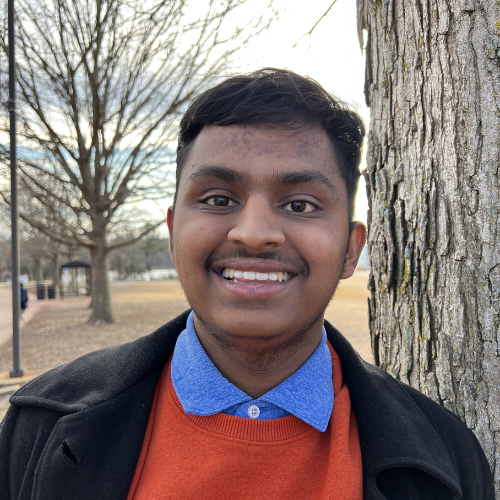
[{"left": 171, "top": 312, "right": 334, "bottom": 432}]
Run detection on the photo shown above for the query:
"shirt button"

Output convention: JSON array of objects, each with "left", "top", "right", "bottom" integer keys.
[{"left": 248, "top": 405, "right": 260, "bottom": 419}]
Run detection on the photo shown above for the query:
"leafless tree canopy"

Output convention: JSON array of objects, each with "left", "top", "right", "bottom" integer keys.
[{"left": 0, "top": 0, "right": 273, "bottom": 321}]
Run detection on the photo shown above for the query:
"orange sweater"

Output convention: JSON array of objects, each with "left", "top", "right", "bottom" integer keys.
[{"left": 127, "top": 343, "right": 362, "bottom": 500}]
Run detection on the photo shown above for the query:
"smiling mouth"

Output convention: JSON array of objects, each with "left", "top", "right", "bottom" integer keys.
[{"left": 221, "top": 268, "right": 292, "bottom": 283}]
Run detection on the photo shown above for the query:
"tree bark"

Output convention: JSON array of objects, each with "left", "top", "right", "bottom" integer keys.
[
  {"left": 52, "top": 251, "right": 59, "bottom": 287},
  {"left": 89, "top": 242, "right": 114, "bottom": 323},
  {"left": 34, "top": 257, "right": 43, "bottom": 283},
  {"left": 357, "top": 0, "right": 500, "bottom": 491}
]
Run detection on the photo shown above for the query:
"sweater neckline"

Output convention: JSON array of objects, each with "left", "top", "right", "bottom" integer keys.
[
  {"left": 170, "top": 312, "right": 334, "bottom": 432},
  {"left": 167, "top": 364, "right": 315, "bottom": 442}
]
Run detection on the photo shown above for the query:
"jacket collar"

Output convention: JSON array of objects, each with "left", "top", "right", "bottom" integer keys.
[
  {"left": 324, "top": 322, "right": 462, "bottom": 498},
  {"left": 11, "top": 310, "right": 461, "bottom": 498}
]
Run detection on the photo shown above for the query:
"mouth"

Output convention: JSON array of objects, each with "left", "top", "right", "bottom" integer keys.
[
  {"left": 212, "top": 261, "right": 299, "bottom": 300},
  {"left": 220, "top": 268, "right": 293, "bottom": 284}
]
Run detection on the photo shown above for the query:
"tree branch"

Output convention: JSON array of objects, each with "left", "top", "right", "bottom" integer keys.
[
  {"left": 107, "top": 219, "right": 165, "bottom": 252},
  {"left": 293, "top": 0, "right": 338, "bottom": 48}
]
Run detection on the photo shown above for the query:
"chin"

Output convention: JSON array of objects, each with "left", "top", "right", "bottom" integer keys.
[
  {"left": 195, "top": 309, "right": 324, "bottom": 353},
  {"left": 209, "top": 316, "right": 286, "bottom": 340}
]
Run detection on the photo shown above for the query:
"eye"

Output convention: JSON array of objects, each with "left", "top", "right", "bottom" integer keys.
[
  {"left": 204, "top": 195, "right": 237, "bottom": 207},
  {"left": 281, "top": 200, "right": 317, "bottom": 213}
]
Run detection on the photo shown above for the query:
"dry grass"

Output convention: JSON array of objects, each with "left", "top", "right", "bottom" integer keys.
[{"left": 0, "top": 299, "right": 189, "bottom": 375}]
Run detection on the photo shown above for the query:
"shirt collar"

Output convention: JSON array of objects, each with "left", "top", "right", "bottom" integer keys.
[{"left": 171, "top": 312, "right": 333, "bottom": 432}]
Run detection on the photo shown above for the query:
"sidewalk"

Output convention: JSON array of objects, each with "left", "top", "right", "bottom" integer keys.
[{"left": 0, "top": 286, "right": 89, "bottom": 347}]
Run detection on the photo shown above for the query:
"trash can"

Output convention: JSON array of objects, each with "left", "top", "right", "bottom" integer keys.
[
  {"left": 36, "top": 284, "right": 46, "bottom": 300},
  {"left": 47, "top": 285, "right": 56, "bottom": 299}
]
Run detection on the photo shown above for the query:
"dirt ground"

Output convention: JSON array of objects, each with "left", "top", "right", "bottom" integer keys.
[{"left": 0, "top": 275, "right": 371, "bottom": 420}]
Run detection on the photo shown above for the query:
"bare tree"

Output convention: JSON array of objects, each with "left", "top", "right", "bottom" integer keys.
[
  {"left": 141, "top": 229, "right": 163, "bottom": 280},
  {"left": 0, "top": 0, "right": 272, "bottom": 322},
  {"left": 357, "top": 0, "right": 500, "bottom": 490},
  {"left": 20, "top": 232, "right": 51, "bottom": 282},
  {"left": 109, "top": 241, "right": 145, "bottom": 280},
  {"left": 0, "top": 191, "right": 81, "bottom": 285}
]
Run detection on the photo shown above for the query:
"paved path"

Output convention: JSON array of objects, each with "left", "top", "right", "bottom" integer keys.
[
  {"left": 0, "top": 287, "right": 49, "bottom": 347},
  {"left": 0, "top": 286, "right": 89, "bottom": 348},
  {"left": 0, "top": 288, "right": 12, "bottom": 347}
]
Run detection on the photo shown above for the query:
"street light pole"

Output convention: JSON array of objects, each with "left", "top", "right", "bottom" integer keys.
[{"left": 9, "top": 0, "right": 24, "bottom": 378}]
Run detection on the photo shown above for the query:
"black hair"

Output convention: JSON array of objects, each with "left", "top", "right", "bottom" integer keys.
[{"left": 175, "top": 68, "right": 365, "bottom": 220}]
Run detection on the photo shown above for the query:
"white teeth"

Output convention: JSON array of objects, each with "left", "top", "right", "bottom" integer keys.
[{"left": 222, "top": 268, "right": 292, "bottom": 282}]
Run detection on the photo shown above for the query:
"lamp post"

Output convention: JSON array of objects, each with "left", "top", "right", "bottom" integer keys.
[{"left": 9, "top": 0, "right": 24, "bottom": 378}]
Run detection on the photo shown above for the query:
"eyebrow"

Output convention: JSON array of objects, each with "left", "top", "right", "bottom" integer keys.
[
  {"left": 270, "top": 170, "right": 337, "bottom": 196},
  {"left": 188, "top": 165, "right": 337, "bottom": 197},
  {"left": 188, "top": 165, "right": 244, "bottom": 183}
]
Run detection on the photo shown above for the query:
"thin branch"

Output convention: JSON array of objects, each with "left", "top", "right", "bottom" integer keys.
[
  {"left": 293, "top": 0, "right": 338, "bottom": 48},
  {"left": 107, "top": 219, "right": 165, "bottom": 252}
]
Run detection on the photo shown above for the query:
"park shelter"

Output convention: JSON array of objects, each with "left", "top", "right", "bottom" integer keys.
[{"left": 59, "top": 261, "right": 91, "bottom": 297}]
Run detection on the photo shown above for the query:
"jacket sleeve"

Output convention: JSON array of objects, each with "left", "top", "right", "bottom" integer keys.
[
  {"left": 405, "top": 385, "right": 496, "bottom": 500},
  {"left": 440, "top": 411, "right": 495, "bottom": 499},
  {"left": 476, "top": 433, "right": 497, "bottom": 500},
  {"left": 0, "top": 405, "right": 20, "bottom": 500},
  {"left": 0, "top": 403, "right": 62, "bottom": 500}
]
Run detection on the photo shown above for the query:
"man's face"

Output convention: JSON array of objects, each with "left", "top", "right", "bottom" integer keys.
[{"left": 168, "top": 124, "right": 365, "bottom": 352}]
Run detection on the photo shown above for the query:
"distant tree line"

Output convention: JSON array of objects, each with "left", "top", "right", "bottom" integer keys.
[
  {"left": 109, "top": 232, "right": 174, "bottom": 281},
  {"left": 0, "top": 230, "right": 174, "bottom": 283}
]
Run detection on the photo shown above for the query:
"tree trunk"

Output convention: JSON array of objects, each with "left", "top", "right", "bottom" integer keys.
[
  {"left": 89, "top": 242, "right": 114, "bottom": 323},
  {"left": 357, "top": 0, "right": 500, "bottom": 491},
  {"left": 52, "top": 251, "right": 59, "bottom": 287},
  {"left": 34, "top": 257, "right": 43, "bottom": 283}
]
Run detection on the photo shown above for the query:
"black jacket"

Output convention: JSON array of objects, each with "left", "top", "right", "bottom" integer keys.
[{"left": 0, "top": 310, "right": 495, "bottom": 500}]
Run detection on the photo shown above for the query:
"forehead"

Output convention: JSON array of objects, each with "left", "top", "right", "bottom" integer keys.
[{"left": 179, "top": 124, "right": 343, "bottom": 189}]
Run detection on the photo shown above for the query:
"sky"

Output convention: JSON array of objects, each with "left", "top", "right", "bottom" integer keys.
[{"left": 233, "top": 0, "right": 370, "bottom": 223}]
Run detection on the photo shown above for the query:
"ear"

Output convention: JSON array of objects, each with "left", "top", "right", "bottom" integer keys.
[
  {"left": 167, "top": 207, "right": 175, "bottom": 264},
  {"left": 341, "top": 222, "right": 367, "bottom": 280}
]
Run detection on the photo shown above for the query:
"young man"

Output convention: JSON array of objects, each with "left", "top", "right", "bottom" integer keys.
[{"left": 0, "top": 70, "right": 494, "bottom": 499}]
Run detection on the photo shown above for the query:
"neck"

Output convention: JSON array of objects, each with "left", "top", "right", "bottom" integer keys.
[{"left": 193, "top": 314, "right": 324, "bottom": 399}]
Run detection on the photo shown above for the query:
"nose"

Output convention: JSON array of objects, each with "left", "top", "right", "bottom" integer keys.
[{"left": 228, "top": 195, "right": 285, "bottom": 250}]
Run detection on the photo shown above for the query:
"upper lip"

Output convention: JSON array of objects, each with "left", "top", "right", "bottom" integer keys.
[{"left": 211, "top": 258, "right": 300, "bottom": 275}]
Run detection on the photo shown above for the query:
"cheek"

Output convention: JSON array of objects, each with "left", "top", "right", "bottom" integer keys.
[
  {"left": 293, "top": 226, "right": 348, "bottom": 278},
  {"left": 173, "top": 214, "right": 225, "bottom": 272}
]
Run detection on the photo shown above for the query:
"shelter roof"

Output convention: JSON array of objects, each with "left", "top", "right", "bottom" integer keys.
[{"left": 60, "top": 261, "right": 91, "bottom": 269}]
